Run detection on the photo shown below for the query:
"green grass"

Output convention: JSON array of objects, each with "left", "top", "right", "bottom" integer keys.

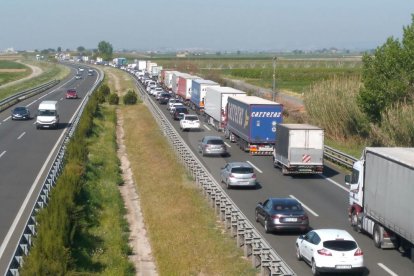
[
  {"left": 70, "top": 105, "right": 134, "bottom": 274},
  {"left": 0, "top": 60, "right": 27, "bottom": 69}
]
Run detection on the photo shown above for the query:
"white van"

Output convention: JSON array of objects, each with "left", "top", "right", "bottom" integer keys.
[{"left": 36, "top": 101, "right": 59, "bottom": 129}]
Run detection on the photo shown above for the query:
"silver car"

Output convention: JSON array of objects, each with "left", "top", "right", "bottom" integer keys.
[
  {"left": 198, "top": 136, "right": 228, "bottom": 157},
  {"left": 220, "top": 162, "right": 257, "bottom": 189}
]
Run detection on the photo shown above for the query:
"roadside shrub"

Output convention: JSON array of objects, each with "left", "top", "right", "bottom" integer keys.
[
  {"left": 123, "top": 90, "right": 138, "bottom": 105},
  {"left": 108, "top": 93, "right": 119, "bottom": 105},
  {"left": 99, "top": 84, "right": 111, "bottom": 97}
]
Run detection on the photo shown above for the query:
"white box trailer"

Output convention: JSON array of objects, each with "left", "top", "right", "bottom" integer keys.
[
  {"left": 137, "top": 60, "right": 146, "bottom": 71},
  {"left": 273, "top": 124, "right": 324, "bottom": 174},
  {"left": 347, "top": 147, "right": 414, "bottom": 256},
  {"left": 164, "top": 71, "right": 179, "bottom": 91},
  {"left": 203, "top": 86, "right": 245, "bottom": 130}
]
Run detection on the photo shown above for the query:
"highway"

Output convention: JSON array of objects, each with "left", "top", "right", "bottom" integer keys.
[
  {"left": 135, "top": 77, "right": 414, "bottom": 275},
  {"left": 0, "top": 65, "right": 100, "bottom": 273}
]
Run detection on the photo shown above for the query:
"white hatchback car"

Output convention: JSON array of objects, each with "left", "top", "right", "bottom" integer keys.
[
  {"left": 180, "top": 114, "right": 200, "bottom": 131},
  {"left": 296, "top": 229, "right": 364, "bottom": 275}
]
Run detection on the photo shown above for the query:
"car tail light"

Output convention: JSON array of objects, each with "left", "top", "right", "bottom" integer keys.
[
  {"left": 354, "top": 248, "right": 363, "bottom": 256},
  {"left": 271, "top": 215, "right": 280, "bottom": 220},
  {"left": 317, "top": 248, "right": 332, "bottom": 256},
  {"left": 252, "top": 173, "right": 256, "bottom": 179},
  {"left": 229, "top": 173, "right": 235, "bottom": 178},
  {"left": 299, "top": 215, "right": 308, "bottom": 221}
]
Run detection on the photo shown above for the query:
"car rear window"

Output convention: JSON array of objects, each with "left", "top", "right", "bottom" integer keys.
[
  {"left": 207, "top": 139, "right": 224, "bottom": 145},
  {"left": 231, "top": 167, "right": 254, "bottom": 174},
  {"left": 185, "top": 116, "right": 198, "bottom": 121},
  {"left": 323, "top": 240, "right": 357, "bottom": 251},
  {"left": 273, "top": 203, "right": 302, "bottom": 211}
]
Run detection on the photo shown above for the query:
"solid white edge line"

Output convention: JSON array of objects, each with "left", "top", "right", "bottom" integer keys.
[
  {"left": 0, "top": 151, "right": 6, "bottom": 158},
  {"left": 0, "top": 78, "right": 91, "bottom": 261},
  {"left": 289, "top": 195, "right": 319, "bottom": 217},
  {"left": 17, "top": 132, "right": 25, "bottom": 140},
  {"left": 246, "top": 160, "right": 263, "bottom": 173},
  {"left": 203, "top": 124, "right": 211, "bottom": 131},
  {"left": 224, "top": 142, "right": 231, "bottom": 148},
  {"left": 321, "top": 175, "right": 349, "bottom": 192},
  {"left": 378, "top": 263, "right": 399, "bottom": 276}
]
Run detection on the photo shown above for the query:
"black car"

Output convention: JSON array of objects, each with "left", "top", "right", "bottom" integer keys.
[
  {"left": 158, "top": 93, "right": 171, "bottom": 104},
  {"left": 255, "top": 197, "right": 309, "bottom": 233},
  {"left": 172, "top": 107, "right": 189, "bottom": 120},
  {"left": 11, "top": 106, "right": 31, "bottom": 120}
]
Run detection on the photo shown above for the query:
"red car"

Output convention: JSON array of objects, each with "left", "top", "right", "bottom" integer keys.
[{"left": 66, "top": 89, "right": 78, "bottom": 99}]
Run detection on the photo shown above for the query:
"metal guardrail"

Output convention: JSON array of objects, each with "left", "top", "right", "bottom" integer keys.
[
  {"left": 5, "top": 69, "right": 104, "bottom": 276},
  {"left": 324, "top": 146, "right": 358, "bottom": 169},
  {"left": 0, "top": 80, "right": 60, "bottom": 112},
  {"left": 135, "top": 79, "right": 296, "bottom": 276}
]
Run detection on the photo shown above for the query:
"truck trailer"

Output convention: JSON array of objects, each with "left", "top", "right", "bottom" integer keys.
[
  {"left": 224, "top": 96, "right": 283, "bottom": 155},
  {"left": 203, "top": 86, "right": 245, "bottom": 131},
  {"left": 190, "top": 79, "right": 220, "bottom": 114},
  {"left": 273, "top": 124, "right": 324, "bottom": 174},
  {"left": 346, "top": 147, "right": 414, "bottom": 258},
  {"left": 176, "top": 74, "right": 201, "bottom": 103}
]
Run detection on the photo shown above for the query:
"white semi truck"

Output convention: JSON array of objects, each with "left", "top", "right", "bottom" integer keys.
[
  {"left": 273, "top": 124, "right": 324, "bottom": 174},
  {"left": 345, "top": 147, "right": 414, "bottom": 258}
]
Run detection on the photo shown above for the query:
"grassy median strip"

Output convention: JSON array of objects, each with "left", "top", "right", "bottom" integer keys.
[
  {"left": 121, "top": 104, "right": 256, "bottom": 275},
  {"left": 70, "top": 105, "right": 134, "bottom": 274}
]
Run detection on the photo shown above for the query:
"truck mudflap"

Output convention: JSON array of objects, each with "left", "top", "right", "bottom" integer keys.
[{"left": 249, "top": 145, "right": 274, "bottom": 156}]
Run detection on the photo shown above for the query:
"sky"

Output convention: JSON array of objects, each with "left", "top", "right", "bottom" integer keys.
[{"left": 1, "top": 0, "right": 414, "bottom": 52}]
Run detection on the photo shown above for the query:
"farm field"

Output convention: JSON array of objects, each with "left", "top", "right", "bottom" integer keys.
[
  {"left": 0, "top": 60, "right": 31, "bottom": 86},
  {"left": 139, "top": 55, "right": 363, "bottom": 94}
]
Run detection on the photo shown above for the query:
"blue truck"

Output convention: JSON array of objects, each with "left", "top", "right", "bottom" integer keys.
[
  {"left": 224, "top": 96, "right": 283, "bottom": 155},
  {"left": 190, "top": 79, "right": 219, "bottom": 114}
]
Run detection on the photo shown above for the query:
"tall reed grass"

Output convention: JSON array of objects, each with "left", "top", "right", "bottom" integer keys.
[
  {"left": 370, "top": 98, "right": 414, "bottom": 146},
  {"left": 304, "top": 75, "right": 369, "bottom": 141}
]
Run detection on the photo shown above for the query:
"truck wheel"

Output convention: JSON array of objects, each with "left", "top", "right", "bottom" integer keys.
[
  {"left": 373, "top": 225, "right": 382, "bottom": 248},
  {"left": 351, "top": 211, "right": 361, "bottom": 232}
]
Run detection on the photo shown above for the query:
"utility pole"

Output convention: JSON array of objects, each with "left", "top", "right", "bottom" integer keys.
[{"left": 272, "top": 56, "right": 277, "bottom": 102}]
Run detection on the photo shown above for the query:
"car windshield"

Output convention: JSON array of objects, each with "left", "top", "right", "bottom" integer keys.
[
  {"left": 231, "top": 167, "right": 254, "bottom": 174},
  {"left": 207, "top": 139, "right": 224, "bottom": 145},
  {"left": 14, "top": 107, "right": 26, "bottom": 112},
  {"left": 38, "top": 110, "right": 56, "bottom": 116},
  {"left": 323, "top": 240, "right": 357, "bottom": 251}
]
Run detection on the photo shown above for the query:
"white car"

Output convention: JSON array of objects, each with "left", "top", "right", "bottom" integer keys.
[
  {"left": 167, "top": 99, "right": 180, "bottom": 110},
  {"left": 170, "top": 103, "right": 185, "bottom": 114},
  {"left": 296, "top": 229, "right": 364, "bottom": 275},
  {"left": 180, "top": 114, "right": 201, "bottom": 131}
]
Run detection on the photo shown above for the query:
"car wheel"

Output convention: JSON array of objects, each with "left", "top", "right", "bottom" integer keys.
[
  {"left": 351, "top": 211, "right": 360, "bottom": 232},
  {"left": 202, "top": 150, "right": 205, "bottom": 157},
  {"left": 264, "top": 218, "right": 271, "bottom": 233},
  {"left": 255, "top": 211, "right": 259, "bottom": 222},
  {"left": 311, "top": 259, "right": 319, "bottom": 275},
  {"left": 226, "top": 180, "right": 231, "bottom": 189},
  {"left": 296, "top": 245, "right": 302, "bottom": 261},
  {"left": 373, "top": 225, "right": 382, "bottom": 248}
]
